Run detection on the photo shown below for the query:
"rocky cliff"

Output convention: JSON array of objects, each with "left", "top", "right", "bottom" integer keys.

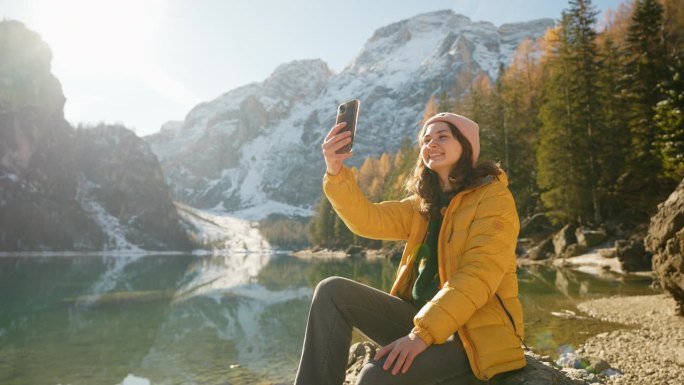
[
  {"left": 0, "top": 20, "right": 191, "bottom": 251},
  {"left": 645, "top": 178, "right": 684, "bottom": 314}
]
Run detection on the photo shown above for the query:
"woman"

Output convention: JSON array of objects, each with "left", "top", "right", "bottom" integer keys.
[{"left": 294, "top": 112, "right": 526, "bottom": 385}]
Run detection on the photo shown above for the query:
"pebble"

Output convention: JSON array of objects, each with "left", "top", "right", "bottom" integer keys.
[{"left": 577, "top": 294, "right": 684, "bottom": 385}]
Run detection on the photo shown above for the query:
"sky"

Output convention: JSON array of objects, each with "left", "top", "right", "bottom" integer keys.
[{"left": 1, "top": 0, "right": 626, "bottom": 136}]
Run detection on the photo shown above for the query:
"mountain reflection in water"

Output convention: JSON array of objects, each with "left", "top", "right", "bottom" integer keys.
[{"left": 0, "top": 254, "right": 655, "bottom": 385}]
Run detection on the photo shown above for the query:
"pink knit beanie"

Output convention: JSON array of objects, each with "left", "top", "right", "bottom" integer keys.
[{"left": 423, "top": 112, "right": 480, "bottom": 166}]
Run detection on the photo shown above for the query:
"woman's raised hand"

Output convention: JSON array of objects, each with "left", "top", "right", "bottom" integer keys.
[{"left": 321, "top": 122, "right": 354, "bottom": 176}]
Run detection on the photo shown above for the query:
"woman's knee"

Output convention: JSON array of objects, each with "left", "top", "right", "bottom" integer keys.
[
  {"left": 313, "top": 276, "right": 350, "bottom": 302},
  {"left": 355, "top": 362, "right": 383, "bottom": 385},
  {"left": 355, "top": 361, "right": 392, "bottom": 385}
]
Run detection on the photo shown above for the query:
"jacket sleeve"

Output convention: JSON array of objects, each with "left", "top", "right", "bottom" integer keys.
[
  {"left": 410, "top": 181, "right": 520, "bottom": 345},
  {"left": 323, "top": 166, "right": 414, "bottom": 241}
]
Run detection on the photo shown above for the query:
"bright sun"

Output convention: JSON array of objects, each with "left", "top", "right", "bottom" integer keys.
[
  {"left": 30, "top": 0, "right": 165, "bottom": 74},
  {"left": 24, "top": 0, "right": 198, "bottom": 124}
]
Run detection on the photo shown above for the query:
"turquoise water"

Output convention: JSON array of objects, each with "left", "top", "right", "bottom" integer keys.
[{"left": 0, "top": 254, "right": 656, "bottom": 385}]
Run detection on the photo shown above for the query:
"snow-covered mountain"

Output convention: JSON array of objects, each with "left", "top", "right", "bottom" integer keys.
[{"left": 146, "top": 10, "right": 553, "bottom": 219}]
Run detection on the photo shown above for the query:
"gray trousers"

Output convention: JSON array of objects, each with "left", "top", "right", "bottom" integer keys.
[{"left": 294, "top": 276, "right": 486, "bottom": 385}]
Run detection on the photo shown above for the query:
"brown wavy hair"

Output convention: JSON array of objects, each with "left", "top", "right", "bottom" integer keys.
[{"left": 405, "top": 121, "right": 501, "bottom": 219}]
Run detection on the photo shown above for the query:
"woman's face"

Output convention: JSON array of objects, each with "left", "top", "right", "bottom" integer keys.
[{"left": 421, "top": 122, "right": 463, "bottom": 174}]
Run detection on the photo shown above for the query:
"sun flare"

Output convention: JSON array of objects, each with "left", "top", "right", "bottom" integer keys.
[
  {"left": 29, "top": 0, "right": 166, "bottom": 74},
  {"left": 24, "top": 0, "right": 198, "bottom": 124}
]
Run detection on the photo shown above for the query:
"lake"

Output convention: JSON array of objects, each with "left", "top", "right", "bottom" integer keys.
[{"left": 0, "top": 253, "right": 656, "bottom": 385}]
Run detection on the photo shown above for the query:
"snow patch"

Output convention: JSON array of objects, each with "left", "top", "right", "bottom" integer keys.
[
  {"left": 175, "top": 202, "right": 273, "bottom": 252},
  {"left": 229, "top": 200, "right": 312, "bottom": 220},
  {"left": 118, "top": 374, "right": 151, "bottom": 385},
  {"left": 76, "top": 176, "right": 143, "bottom": 252}
]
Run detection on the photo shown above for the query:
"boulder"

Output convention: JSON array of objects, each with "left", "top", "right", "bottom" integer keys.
[
  {"left": 598, "top": 248, "right": 616, "bottom": 258},
  {"left": 644, "top": 178, "right": 684, "bottom": 251},
  {"left": 345, "top": 244, "right": 366, "bottom": 258},
  {"left": 345, "top": 342, "right": 588, "bottom": 384},
  {"left": 553, "top": 224, "right": 578, "bottom": 257},
  {"left": 645, "top": 178, "right": 684, "bottom": 315},
  {"left": 615, "top": 239, "right": 652, "bottom": 272},
  {"left": 564, "top": 243, "right": 589, "bottom": 258},
  {"left": 574, "top": 226, "right": 607, "bottom": 248},
  {"left": 525, "top": 237, "right": 555, "bottom": 261}
]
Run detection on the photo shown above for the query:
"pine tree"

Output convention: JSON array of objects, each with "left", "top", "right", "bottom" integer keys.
[
  {"left": 438, "top": 90, "right": 451, "bottom": 112},
  {"left": 536, "top": 14, "right": 579, "bottom": 224},
  {"left": 493, "top": 63, "right": 509, "bottom": 172},
  {"left": 307, "top": 193, "right": 335, "bottom": 247},
  {"left": 421, "top": 95, "right": 438, "bottom": 125},
  {"left": 533, "top": 0, "right": 609, "bottom": 225},
  {"left": 568, "top": 0, "right": 603, "bottom": 224},
  {"left": 622, "top": 0, "right": 667, "bottom": 168},
  {"left": 619, "top": 0, "right": 670, "bottom": 218},
  {"left": 594, "top": 30, "right": 630, "bottom": 219},
  {"left": 500, "top": 38, "right": 545, "bottom": 218},
  {"left": 654, "top": 54, "right": 684, "bottom": 180},
  {"left": 661, "top": 0, "right": 684, "bottom": 56},
  {"left": 382, "top": 138, "right": 418, "bottom": 201}
]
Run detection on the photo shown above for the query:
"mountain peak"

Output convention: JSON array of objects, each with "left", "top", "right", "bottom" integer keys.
[
  {"left": 264, "top": 59, "right": 333, "bottom": 99},
  {"left": 270, "top": 58, "right": 331, "bottom": 77},
  {"left": 147, "top": 10, "right": 552, "bottom": 218}
]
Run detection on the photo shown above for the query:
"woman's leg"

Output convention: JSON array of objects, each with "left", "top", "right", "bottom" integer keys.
[
  {"left": 355, "top": 334, "right": 486, "bottom": 385},
  {"left": 294, "top": 276, "right": 418, "bottom": 385}
]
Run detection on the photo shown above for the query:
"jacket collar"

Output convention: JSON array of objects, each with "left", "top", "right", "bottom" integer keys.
[{"left": 461, "top": 169, "right": 508, "bottom": 194}]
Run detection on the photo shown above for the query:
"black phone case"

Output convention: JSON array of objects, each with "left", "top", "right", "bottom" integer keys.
[{"left": 335, "top": 99, "right": 360, "bottom": 154}]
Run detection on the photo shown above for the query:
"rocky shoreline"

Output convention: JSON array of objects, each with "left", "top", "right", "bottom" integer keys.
[{"left": 575, "top": 294, "right": 684, "bottom": 385}]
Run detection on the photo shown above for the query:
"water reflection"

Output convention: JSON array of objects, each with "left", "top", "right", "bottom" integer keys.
[
  {"left": 0, "top": 255, "right": 655, "bottom": 385},
  {"left": 518, "top": 265, "right": 655, "bottom": 357}
]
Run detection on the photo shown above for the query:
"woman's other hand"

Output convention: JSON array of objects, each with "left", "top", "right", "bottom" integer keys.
[
  {"left": 374, "top": 333, "right": 428, "bottom": 375},
  {"left": 322, "top": 122, "right": 354, "bottom": 176}
]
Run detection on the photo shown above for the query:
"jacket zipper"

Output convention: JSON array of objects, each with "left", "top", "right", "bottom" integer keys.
[{"left": 495, "top": 294, "right": 529, "bottom": 350}]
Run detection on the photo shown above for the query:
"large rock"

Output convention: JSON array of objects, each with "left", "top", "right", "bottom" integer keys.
[
  {"left": 345, "top": 342, "right": 589, "bottom": 384},
  {"left": 645, "top": 178, "right": 684, "bottom": 315},
  {"left": 574, "top": 226, "right": 607, "bottom": 248},
  {"left": 615, "top": 239, "right": 652, "bottom": 272},
  {"left": 553, "top": 224, "right": 578, "bottom": 257},
  {"left": 524, "top": 237, "right": 555, "bottom": 261}
]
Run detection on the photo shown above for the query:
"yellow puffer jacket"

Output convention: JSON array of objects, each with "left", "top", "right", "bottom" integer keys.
[{"left": 323, "top": 166, "right": 525, "bottom": 380}]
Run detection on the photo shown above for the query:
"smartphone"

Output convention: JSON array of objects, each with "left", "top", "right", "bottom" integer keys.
[{"left": 335, "top": 99, "right": 360, "bottom": 154}]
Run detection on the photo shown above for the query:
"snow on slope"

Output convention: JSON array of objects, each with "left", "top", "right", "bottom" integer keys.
[
  {"left": 76, "top": 176, "right": 144, "bottom": 252},
  {"left": 146, "top": 10, "right": 553, "bottom": 220},
  {"left": 175, "top": 202, "right": 273, "bottom": 252}
]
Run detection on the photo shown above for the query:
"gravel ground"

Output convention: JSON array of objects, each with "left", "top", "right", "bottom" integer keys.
[{"left": 577, "top": 294, "right": 684, "bottom": 385}]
